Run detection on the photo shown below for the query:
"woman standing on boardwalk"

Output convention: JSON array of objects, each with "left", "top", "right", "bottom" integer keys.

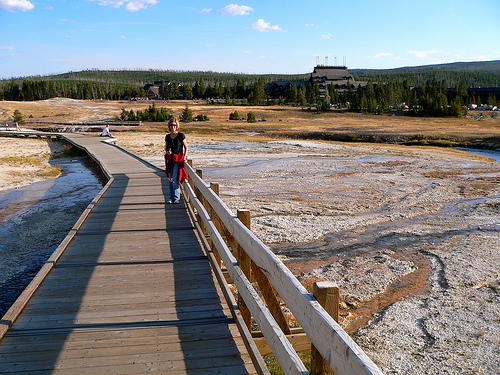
[{"left": 164, "top": 118, "right": 188, "bottom": 204}]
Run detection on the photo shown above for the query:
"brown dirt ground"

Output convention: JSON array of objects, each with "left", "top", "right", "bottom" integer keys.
[{"left": 1, "top": 98, "right": 499, "bottom": 144}]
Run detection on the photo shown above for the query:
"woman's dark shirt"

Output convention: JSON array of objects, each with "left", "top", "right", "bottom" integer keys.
[{"left": 165, "top": 132, "right": 186, "bottom": 154}]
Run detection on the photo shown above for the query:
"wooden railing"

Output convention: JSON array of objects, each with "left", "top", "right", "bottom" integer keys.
[{"left": 183, "top": 161, "right": 384, "bottom": 375}]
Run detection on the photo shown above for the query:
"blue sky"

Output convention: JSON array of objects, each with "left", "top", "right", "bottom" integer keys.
[{"left": 1, "top": 0, "right": 499, "bottom": 79}]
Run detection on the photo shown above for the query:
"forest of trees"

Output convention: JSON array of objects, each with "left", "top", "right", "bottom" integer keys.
[
  {"left": 0, "top": 79, "right": 145, "bottom": 101},
  {"left": 1, "top": 64, "right": 499, "bottom": 118}
]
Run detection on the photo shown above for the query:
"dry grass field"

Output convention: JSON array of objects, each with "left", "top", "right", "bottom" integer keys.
[{"left": 1, "top": 98, "right": 500, "bottom": 146}]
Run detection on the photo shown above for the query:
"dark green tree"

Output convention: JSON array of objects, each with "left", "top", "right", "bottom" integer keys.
[
  {"left": 316, "top": 100, "right": 330, "bottom": 113},
  {"left": 297, "top": 84, "right": 307, "bottom": 106},
  {"left": 180, "top": 104, "right": 193, "bottom": 122},
  {"left": 236, "top": 79, "right": 246, "bottom": 99},
  {"left": 449, "top": 96, "right": 463, "bottom": 117},
  {"left": 251, "top": 78, "right": 266, "bottom": 104},
  {"left": 287, "top": 84, "right": 297, "bottom": 103},
  {"left": 13, "top": 109, "right": 24, "bottom": 124},
  {"left": 160, "top": 81, "right": 167, "bottom": 99},
  {"left": 195, "top": 114, "right": 209, "bottom": 121},
  {"left": 229, "top": 110, "right": 240, "bottom": 120},
  {"left": 183, "top": 84, "right": 193, "bottom": 100}
]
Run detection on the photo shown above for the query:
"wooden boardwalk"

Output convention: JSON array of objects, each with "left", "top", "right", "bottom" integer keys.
[{"left": 0, "top": 134, "right": 260, "bottom": 374}]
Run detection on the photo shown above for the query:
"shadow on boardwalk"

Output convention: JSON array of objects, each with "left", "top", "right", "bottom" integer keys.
[{"left": 0, "top": 136, "right": 256, "bottom": 374}]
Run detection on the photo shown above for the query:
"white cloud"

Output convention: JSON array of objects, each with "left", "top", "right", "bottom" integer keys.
[
  {"left": 243, "top": 50, "right": 251, "bottom": 54},
  {"left": 407, "top": 49, "right": 442, "bottom": 59},
  {"left": 0, "top": 47, "right": 23, "bottom": 60},
  {"left": 251, "top": 19, "right": 282, "bottom": 32},
  {"left": 201, "top": 8, "right": 212, "bottom": 13},
  {"left": 372, "top": 52, "right": 393, "bottom": 58},
  {"left": 87, "top": 0, "right": 158, "bottom": 12},
  {"left": 321, "top": 34, "right": 332, "bottom": 39},
  {"left": 121, "top": 35, "right": 127, "bottom": 39},
  {"left": 0, "top": 0, "right": 34, "bottom": 12},
  {"left": 219, "top": 4, "right": 253, "bottom": 16},
  {"left": 456, "top": 54, "right": 490, "bottom": 62}
]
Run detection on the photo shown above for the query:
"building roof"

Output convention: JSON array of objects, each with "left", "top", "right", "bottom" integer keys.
[{"left": 311, "top": 66, "right": 355, "bottom": 83}]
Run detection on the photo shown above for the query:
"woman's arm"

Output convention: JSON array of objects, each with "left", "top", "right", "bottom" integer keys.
[{"left": 182, "top": 138, "right": 188, "bottom": 160}]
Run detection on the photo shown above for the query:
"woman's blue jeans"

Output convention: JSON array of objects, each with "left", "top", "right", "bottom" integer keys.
[{"left": 168, "top": 162, "right": 181, "bottom": 201}]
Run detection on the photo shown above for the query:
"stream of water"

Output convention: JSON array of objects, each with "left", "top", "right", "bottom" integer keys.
[{"left": 0, "top": 156, "right": 105, "bottom": 316}]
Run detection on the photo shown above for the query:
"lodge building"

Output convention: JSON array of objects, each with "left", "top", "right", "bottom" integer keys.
[{"left": 265, "top": 65, "right": 367, "bottom": 100}]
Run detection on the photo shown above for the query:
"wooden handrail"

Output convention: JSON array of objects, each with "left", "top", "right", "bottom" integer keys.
[
  {"left": 183, "top": 162, "right": 384, "bottom": 375},
  {"left": 183, "top": 181, "right": 308, "bottom": 375}
]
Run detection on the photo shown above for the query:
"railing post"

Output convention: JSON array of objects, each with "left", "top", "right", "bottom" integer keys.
[
  {"left": 186, "top": 160, "right": 193, "bottom": 188},
  {"left": 194, "top": 169, "right": 207, "bottom": 235},
  {"left": 210, "top": 182, "right": 222, "bottom": 267},
  {"left": 237, "top": 210, "right": 291, "bottom": 335},
  {"left": 251, "top": 263, "right": 291, "bottom": 335},
  {"left": 311, "top": 281, "right": 339, "bottom": 375},
  {"left": 237, "top": 209, "right": 252, "bottom": 330},
  {"left": 185, "top": 160, "right": 194, "bottom": 211}
]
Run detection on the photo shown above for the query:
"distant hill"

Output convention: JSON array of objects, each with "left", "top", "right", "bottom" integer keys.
[
  {"left": 351, "top": 60, "right": 500, "bottom": 87},
  {"left": 352, "top": 60, "right": 500, "bottom": 75},
  {"left": 6, "top": 69, "right": 310, "bottom": 86},
  {"left": 2, "top": 60, "right": 500, "bottom": 90}
]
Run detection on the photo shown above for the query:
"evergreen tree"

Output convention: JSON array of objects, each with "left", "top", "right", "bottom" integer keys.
[
  {"left": 13, "top": 109, "right": 24, "bottom": 124},
  {"left": 195, "top": 113, "right": 209, "bottom": 121},
  {"left": 367, "top": 97, "right": 377, "bottom": 113},
  {"left": 449, "top": 96, "right": 463, "bottom": 117},
  {"left": 251, "top": 78, "right": 266, "bottom": 104},
  {"left": 160, "top": 81, "right": 167, "bottom": 99},
  {"left": 216, "top": 81, "right": 224, "bottom": 98},
  {"left": 457, "top": 81, "right": 468, "bottom": 103},
  {"left": 328, "top": 84, "right": 339, "bottom": 105},
  {"left": 180, "top": 104, "right": 193, "bottom": 122},
  {"left": 287, "top": 84, "right": 297, "bottom": 103},
  {"left": 297, "top": 84, "right": 307, "bottom": 106},
  {"left": 120, "top": 108, "right": 128, "bottom": 120},
  {"left": 229, "top": 110, "right": 240, "bottom": 120},
  {"left": 316, "top": 100, "right": 330, "bottom": 113},
  {"left": 183, "top": 84, "right": 193, "bottom": 100},
  {"left": 236, "top": 79, "right": 246, "bottom": 99},
  {"left": 199, "top": 77, "right": 206, "bottom": 98}
]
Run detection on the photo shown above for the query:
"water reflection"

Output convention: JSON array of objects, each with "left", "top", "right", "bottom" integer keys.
[
  {"left": 0, "top": 156, "right": 105, "bottom": 316},
  {"left": 460, "top": 148, "right": 500, "bottom": 162}
]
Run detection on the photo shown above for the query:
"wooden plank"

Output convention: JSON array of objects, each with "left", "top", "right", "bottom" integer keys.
[
  {"left": 1, "top": 323, "right": 243, "bottom": 351},
  {"left": 0, "top": 343, "right": 252, "bottom": 372},
  {"left": 254, "top": 332, "right": 311, "bottom": 356},
  {"left": 16, "top": 287, "right": 222, "bottom": 307}
]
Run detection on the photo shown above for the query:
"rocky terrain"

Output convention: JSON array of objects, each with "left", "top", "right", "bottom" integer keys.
[{"left": 118, "top": 133, "right": 500, "bottom": 374}]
